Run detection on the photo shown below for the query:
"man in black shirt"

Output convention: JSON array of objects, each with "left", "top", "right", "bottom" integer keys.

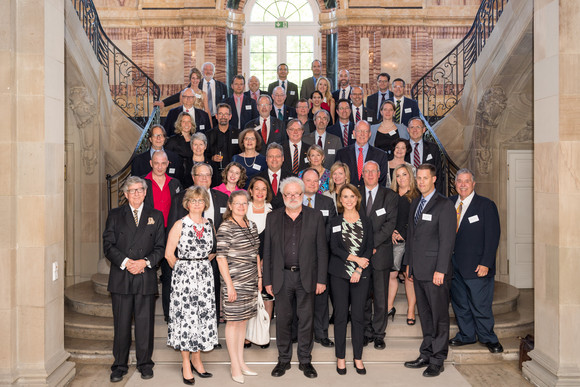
[{"left": 205, "top": 103, "right": 241, "bottom": 187}]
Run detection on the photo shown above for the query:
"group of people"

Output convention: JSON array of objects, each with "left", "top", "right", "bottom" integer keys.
[{"left": 103, "top": 60, "right": 503, "bottom": 384}]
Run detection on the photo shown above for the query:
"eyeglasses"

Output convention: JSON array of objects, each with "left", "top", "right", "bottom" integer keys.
[
  {"left": 258, "top": 103, "right": 272, "bottom": 107},
  {"left": 232, "top": 202, "right": 248, "bottom": 206},
  {"left": 283, "top": 193, "right": 303, "bottom": 199},
  {"left": 151, "top": 134, "right": 165, "bottom": 139},
  {"left": 188, "top": 199, "right": 206, "bottom": 205},
  {"left": 194, "top": 173, "right": 212, "bottom": 178},
  {"left": 127, "top": 188, "right": 145, "bottom": 194}
]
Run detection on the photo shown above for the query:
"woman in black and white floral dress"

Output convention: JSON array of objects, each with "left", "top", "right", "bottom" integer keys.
[{"left": 165, "top": 186, "right": 218, "bottom": 385}]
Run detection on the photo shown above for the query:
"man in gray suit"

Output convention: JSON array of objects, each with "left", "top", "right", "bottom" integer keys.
[
  {"left": 264, "top": 177, "right": 329, "bottom": 379},
  {"left": 303, "top": 110, "right": 342, "bottom": 169},
  {"left": 300, "top": 59, "right": 322, "bottom": 100}
]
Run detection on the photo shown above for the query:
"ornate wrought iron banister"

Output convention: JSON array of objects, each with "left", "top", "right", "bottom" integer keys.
[
  {"left": 411, "top": 0, "right": 508, "bottom": 127},
  {"left": 72, "top": 0, "right": 160, "bottom": 127}
]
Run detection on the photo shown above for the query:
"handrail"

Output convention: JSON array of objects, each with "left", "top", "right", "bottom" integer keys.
[
  {"left": 71, "top": 0, "right": 160, "bottom": 127},
  {"left": 106, "top": 107, "right": 161, "bottom": 211},
  {"left": 411, "top": 0, "right": 508, "bottom": 126}
]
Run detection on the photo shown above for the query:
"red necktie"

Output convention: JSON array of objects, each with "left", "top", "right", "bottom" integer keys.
[
  {"left": 355, "top": 107, "right": 361, "bottom": 122},
  {"left": 272, "top": 173, "right": 278, "bottom": 195},
  {"left": 413, "top": 142, "right": 421, "bottom": 168},
  {"left": 317, "top": 136, "right": 323, "bottom": 147},
  {"left": 252, "top": 92, "right": 258, "bottom": 101},
  {"left": 342, "top": 124, "right": 349, "bottom": 147},
  {"left": 261, "top": 119, "right": 268, "bottom": 143},
  {"left": 357, "top": 147, "right": 364, "bottom": 180}
]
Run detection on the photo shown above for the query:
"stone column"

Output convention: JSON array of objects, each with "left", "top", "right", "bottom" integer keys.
[
  {"left": 523, "top": 0, "right": 580, "bottom": 385},
  {"left": 0, "top": 0, "right": 75, "bottom": 385}
]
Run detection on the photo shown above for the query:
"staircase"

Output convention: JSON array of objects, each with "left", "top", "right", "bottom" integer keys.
[{"left": 64, "top": 274, "right": 532, "bottom": 366}]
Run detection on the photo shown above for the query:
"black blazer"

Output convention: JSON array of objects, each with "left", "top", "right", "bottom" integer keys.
[
  {"left": 244, "top": 116, "right": 286, "bottom": 154},
  {"left": 407, "top": 140, "right": 444, "bottom": 194},
  {"left": 450, "top": 193, "right": 500, "bottom": 279},
  {"left": 263, "top": 206, "right": 329, "bottom": 294},
  {"left": 327, "top": 121, "right": 355, "bottom": 147},
  {"left": 267, "top": 80, "right": 299, "bottom": 107},
  {"left": 366, "top": 90, "right": 394, "bottom": 122},
  {"left": 164, "top": 106, "right": 211, "bottom": 137},
  {"left": 313, "top": 193, "right": 337, "bottom": 241},
  {"left": 332, "top": 87, "right": 352, "bottom": 102},
  {"left": 167, "top": 188, "right": 228, "bottom": 232},
  {"left": 256, "top": 169, "right": 293, "bottom": 209},
  {"left": 270, "top": 105, "right": 296, "bottom": 122},
  {"left": 103, "top": 204, "right": 165, "bottom": 294},
  {"left": 393, "top": 97, "right": 420, "bottom": 126},
  {"left": 349, "top": 105, "right": 377, "bottom": 125},
  {"left": 328, "top": 214, "right": 374, "bottom": 279},
  {"left": 360, "top": 186, "right": 399, "bottom": 270},
  {"left": 335, "top": 144, "right": 390, "bottom": 189},
  {"left": 199, "top": 79, "right": 229, "bottom": 105},
  {"left": 224, "top": 94, "right": 259, "bottom": 130},
  {"left": 131, "top": 149, "right": 184, "bottom": 183},
  {"left": 403, "top": 192, "right": 456, "bottom": 281},
  {"left": 283, "top": 141, "right": 309, "bottom": 174},
  {"left": 144, "top": 176, "right": 183, "bottom": 213}
]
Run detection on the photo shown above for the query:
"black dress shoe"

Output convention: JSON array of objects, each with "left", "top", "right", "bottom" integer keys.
[
  {"left": 260, "top": 343, "right": 270, "bottom": 349},
  {"left": 213, "top": 343, "right": 222, "bottom": 349},
  {"left": 449, "top": 337, "right": 476, "bottom": 346},
  {"left": 191, "top": 362, "right": 212, "bottom": 378},
  {"left": 315, "top": 337, "right": 334, "bottom": 347},
  {"left": 363, "top": 336, "right": 373, "bottom": 347},
  {"left": 486, "top": 342, "right": 504, "bottom": 353},
  {"left": 423, "top": 364, "right": 444, "bottom": 377},
  {"left": 374, "top": 338, "right": 386, "bottom": 349},
  {"left": 182, "top": 367, "right": 195, "bottom": 385},
  {"left": 299, "top": 362, "right": 318, "bottom": 378},
  {"left": 353, "top": 360, "right": 366, "bottom": 375},
  {"left": 244, "top": 342, "right": 252, "bottom": 348},
  {"left": 271, "top": 361, "right": 291, "bottom": 377},
  {"left": 140, "top": 369, "right": 154, "bottom": 380},
  {"left": 404, "top": 357, "right": 430, "bottom": 369},
  {"left": 110, "top": 369, "right": 127, "bottom": 383}
]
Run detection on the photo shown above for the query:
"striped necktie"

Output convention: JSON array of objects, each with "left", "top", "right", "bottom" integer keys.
[
  {"left": 292, "top": 144, "right": 299, "bottom": 174},
  {"left": 342, "top": 124, "right": 349, "bottom": 147},
  {"left": 395, "top": 99, "right": 401, "bottom": 123},
  {"left": 413, "top": 142, "right": 421, "bottom": 168},
  {"left": 133, "top": 209, "right": 139, "bottom": 226},
  {"left": 414, "top": 198, "right": 426, "bottom": 225}
]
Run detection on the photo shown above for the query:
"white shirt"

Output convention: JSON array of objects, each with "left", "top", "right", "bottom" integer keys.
[
  {"left": 290, "top": 141, "right": 302, "bottom": 162},
  {"left": 183, "top": 105, "right": 196, "bottom": 124},
  {"left": 365, "top": 185, "right": 379, "bottom": 206},
  {"left": 247, "top": 202, "right": 272, "bottom": 234},
  {"left": 204, "top": 190, "right": 215, "bottom": 223},
  {"left": 203, "top": 79, "right": 217, "bottom": 113},
  {"left": 409, "top": 139, "right": 424, "bottom": 164},
  {"left": 455, "top": 190, "right": 475, "bottom": 226}
]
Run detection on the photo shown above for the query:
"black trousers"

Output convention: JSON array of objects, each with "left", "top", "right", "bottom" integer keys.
[
  {"left": 330, "top": 272, "right": 370, "bottom": 360},
  {"left": 313, "top": 274, "right": 331, "bottom": 340},
  {"left": 111, "top": 292, "right": 156, "bottom": 373},
  {"left": 364, "top": 268, "right": 390, "bottom": 339},
  {"left": 275, "top": 270, "right": 315, "bottom": 364},
  {"left": 414, "top": 278, "right": 450, "bottom": 366}
]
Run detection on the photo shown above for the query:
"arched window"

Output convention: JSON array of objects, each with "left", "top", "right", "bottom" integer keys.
[{"left": 243, "top": 0, "right": 321, "bottom": 94}]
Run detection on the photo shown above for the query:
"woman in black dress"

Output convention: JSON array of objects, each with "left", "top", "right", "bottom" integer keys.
[{"left": 166, "top": 112, "right": 195, "bottom": 186}]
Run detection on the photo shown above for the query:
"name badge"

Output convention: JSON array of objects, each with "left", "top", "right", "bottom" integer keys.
[
  {"left": 169, "top": 168, "right": 175, "bottom": 174},
  {"left": 404, "top": 108, "right": 412, "bottom": 113},
  {"left": 252, "top": 164, "right": 261, "bottom": 171},
  {"left": 328, "top": 149, "right": 335, "bottom": 155},
  {"left": 304, "top": 157, "right": 309, "bottom": 163},
  {"left": 426, "top": 153, "right": 433, "bottom": 161},
  {"left": 321, "top": 210, "right": 329, "bottom": 216},
  {"left": 376, "top": 208, "right": 386, "bottom": 216},
  {"left": 422, "top": 213, "right": 432, "bottom": 221},
  {"left": 290, "top": 90, "right": 296, "bottom": 95},
  {"left": 388, "top": 130, "right": 397, "bottom": 136},
  {"left": 352, "top": 133, "right": 356, "bottom": 139},
  {"left": 199, "top": 124, "right": 205, "bottom": 130},
  {"left": 220, "top": 207, "right": 226, "bottom": 214},
  {"left": 332, "top": 225, "right": 341, "bottom": 233},
  {"left": 468, "top": 215, "right": 480, "bottom": 223},
  {"left": 367, "top": 117, "right": 373, "bottom": 122},
  {"left": 221, "top": 94, "right": 226, "bottom": 99},
  {"left": 245, "top": 105, "right": 252, "bottom": 110},
  {"left": 232, "top": 139, "right": 239, "bottom": 144}
]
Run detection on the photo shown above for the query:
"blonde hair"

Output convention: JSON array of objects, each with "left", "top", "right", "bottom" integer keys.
[
  {"left": 390, "top": 163, "right": 419, "bottom": 203},
  {"left": 328, "top": 161, "right": 351, "bottom": 193}
]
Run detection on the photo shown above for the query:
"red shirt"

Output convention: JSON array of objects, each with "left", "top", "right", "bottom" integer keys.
[{"left": 145, "top": 172, "right": 172, "bottom": 227}]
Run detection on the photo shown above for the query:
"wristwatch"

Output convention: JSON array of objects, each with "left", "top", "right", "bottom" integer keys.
[{"left": 144, "top": 257, "right": 151, "bottom": 268}]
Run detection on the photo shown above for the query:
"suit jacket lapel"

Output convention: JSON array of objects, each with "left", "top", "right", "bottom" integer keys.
[
  {"left": 133, "top": 206, "right": 150, "bottom": 243},
  {"left": 459, "top": 194, "right": 479, "bottom": 232},
  {"left": 372, "top": 187, "right": 385, "bottom": 212}
]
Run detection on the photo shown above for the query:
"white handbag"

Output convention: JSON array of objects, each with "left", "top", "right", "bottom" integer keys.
[{"left": 245, "top": 292, "right": 270, "bottom": 345}]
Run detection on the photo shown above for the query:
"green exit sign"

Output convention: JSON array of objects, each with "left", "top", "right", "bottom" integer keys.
[{"left": 275, "top": 21, "right": 288, "bottom": 28}]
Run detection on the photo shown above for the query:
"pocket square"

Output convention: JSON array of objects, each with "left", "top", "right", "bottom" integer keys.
[{"left": 147, "top": 217, "right": 155, "bottom": 225}]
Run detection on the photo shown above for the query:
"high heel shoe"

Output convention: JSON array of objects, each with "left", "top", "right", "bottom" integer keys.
[
  {"left": 241, "top": 369, "right": 258, "bottom": 376},
  {"left": 407, "top": 317, "right": 416, "bottom": 325},
  {"left": 336, "top": 359, "right": 347, "bottom": 375},
  {"left": 387, "top": 307, "right": 396, "bottom": 321},
  {"left": 181, "top": 367, "right": 195, "bottom": 385},
  {"left": 244, "top": 342, "right": 252, "bottom": 348},
  {"left": 353, "top": 359, "right": 366, "bottom": 375},
  {"left": 231, "top": 374, "right": 245, "bottom": 384},
  {"left": 190, "top": 361, "right": 212, "bottom": 378}
]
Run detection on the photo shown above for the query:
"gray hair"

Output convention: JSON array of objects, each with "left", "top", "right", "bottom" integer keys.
[
  {"left": 123, "top": 176, "right": 147, "bottom": 193},
  {"left": 314, "top": 109, "right": 330, "bottom": 120},
  {"left": 266, "top": 142, "right": 283, "bottom": 155},
  {"left": 191, "top": 132, "right": 208, "bottom": 146},
  {"left": 280, "top": 176, "right": 305, "bottom": 195},
  {"left": 192, "top": 162, "right": 213, "bottom": 177},
  {"left": 456, "top": 168, "right": 475, "bottom": 182},
  {"left": 202, "top": 62, "right": 215, "bottom": 76},
  {"left": 363, "top": 160, "right": 380, "bottom": 174},
  {"left": 258, "top": 94, "right": 273, "bottom": 105}
]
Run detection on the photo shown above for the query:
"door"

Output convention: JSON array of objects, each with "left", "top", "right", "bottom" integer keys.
[{"left": 507, "top": 150, "right": 533, "bottom": 288}]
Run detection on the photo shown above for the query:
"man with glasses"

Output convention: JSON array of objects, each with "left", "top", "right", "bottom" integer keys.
[
  {"left": 245, "top": 95, "right": 285, "bottom": 154},
  {"left": 164, "top": 87, "right": 211, "bottom": 137},
  {"left": 328, "top": 99, "right": 356, "bottom": 147},
  {"left": 366, "top": 73, "right": 393, "bottom": 122},
  {"left": 206, "top": 103, "right": 241, "bottom": 186},
  {"left": 303, "top": 110, "right": 342, "bottom": 169},
  {"left": 256, "top": 143, "right": 293, "bottom": 209},
  {"left": 282, "top": 119, "right": 309, "bottom": 175},
  {"left": 295, "top": 98, "right": 315, "bottom": 133},
  {"left": 263, "top": 176, "right": 328, "bottom": 379},
  {"left": 391, "top": 78, "right": 420, "bottom": 127},
  {"left": 103, "top": 176, "right": 165, "bottom": 382},
  {"left": 270, "top": 86, "right": 296, "bottom": 123},
  {"left": 349, "top": 86, "right": 376, "bottom": 125}
]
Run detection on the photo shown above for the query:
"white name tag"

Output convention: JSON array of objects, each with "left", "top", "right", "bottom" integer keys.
[
  {"left": 332, "top": 225, "right": 341, "bottom": 233},
  {"left": 232, "top": 139, "right": 239, "bottom": 144},
  {"left": 321, "top": 210, "right": 329, "bottom": 216},
  {"left": 245, "top": 105, "right": 251, "bottom": 110},
  {"left": 352, "top": 133, "right": 356, "bottom": 139},
  {"left": 169, "top": 168, "right": 175, "bottom": 174},
  {"left": 376, "top": 208, "right": 386, "bottom": 216},
  {"left": 304, "top": 157, "right": 309, "bottom": 163},
  {"left": 199, "top": 124, "right": 205, "bottom": 130},
  {"left": 388, "top": 130, "right": 397, "bottom": 136},
  {"left": 468, "top": 215, "right": 480, "bottom": 223},
  {"left": 404, "top": 108, "right": 412, "bottom": 113},
  {"left": 328, "top": 149, "right": 335, "bottom": 155},
  {"left": 220, "top": 207, "right": 226, "bottom": 214},
  {"left": 252, "top": 164, "right": 261, "bottom": 171},
  {"left": 367, "top": 117, "right": 373, "bottom": 122},
  {"left": 290, "top": 90, "right": 296, "bottom": 95},
  {"left": 422, "top": 213, "right": 432, "bottom": 221},
  {"left": 426, "top": 153, "right": 433, "bottom": 161}
]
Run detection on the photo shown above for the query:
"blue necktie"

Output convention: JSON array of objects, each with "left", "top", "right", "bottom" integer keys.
[{"left": 414, "top": 198, "right": 426, "bottom": 225}]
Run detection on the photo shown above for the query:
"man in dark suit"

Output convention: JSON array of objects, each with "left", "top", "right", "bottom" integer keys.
[
  {"left": 244, "top": 95, "right": 285, "bottom": 154},
  {"left": 391, "top": 78, "right": 421, "bottom": 127},
  {"left": 205, "top": 103, "right": 241, "bottom": 187},
  {"left": 350, "top": 86, "right": 376, "bottom": 125},
  {"left": 366, "top": 72, "right": 393, "bottom": 122},
  {"left": 403, "top": 164, "right": 456, "bottom": 377},
  {"left": 225, "top": 74, "right": 259, "bottom": 130},
  {"left": 303, "top": 110, "right": 342, "bottom": 169},
  {"left": 131, "top": 125, "right": 183, "bottom": 183},
  {"left": 270, "top": 86, "right": 296, "bottom": 123},
  {"left": 267, "top": 63, "right": 299, "bottom": 107},
  {"left": 256, "top": 143, "right": 293, "bottom": 209},
  {"left": 302, "top": 168, "right": 337, "bottom": 347},
  {"left": 360, "top": 161, "right": 398, "bottom": 350},
  {"left": 200, "top": 62, "right": 229, "bottom": 124},
  {"left": 244, "top": 75, "right": 269, "bottom": 102},
  {"left": 300, "top": 59, "right": 322, "bottom": 100},
  {"left": 263, "top": 176, "right": 329, "bottom": 379},
  {"left": 103, "top": 176, "right": 165, "bottom": 383},
  {"left": 332, "top": 69, "right": 353, "bottom": 101},
  {"left": 327, "top": 99, "right": 356, "bottom": 147},
  {"left": 449, "top": 169, "right": 503, "bottom": 353},
  {"left": 407, "top": 117, "right": 444, "bottom": 193},
  {"left": 164, "top": 88, "right": 211, "bottom": 136},
  {"left": 283, "top": 119, "right": 309, "bottom": 175},
  {"left": 335, "top": 120, "right": 389, "bottom": 190}
]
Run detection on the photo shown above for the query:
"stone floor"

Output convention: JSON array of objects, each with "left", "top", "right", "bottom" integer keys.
[{"left": 68, "top": 360, "right": 532, "bottom": 386}]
